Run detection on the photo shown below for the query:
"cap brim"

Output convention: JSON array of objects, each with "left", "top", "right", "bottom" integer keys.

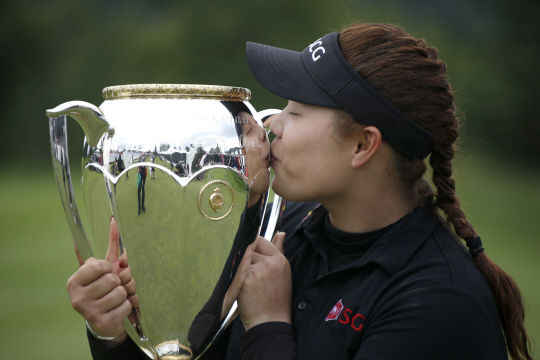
[{"left": 246, "top": 41, "right": 340, "bottom": 108}]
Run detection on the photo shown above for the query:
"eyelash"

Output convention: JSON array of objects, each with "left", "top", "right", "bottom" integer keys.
[{"left": 289, "top": 111, "right": 298, "bottom": 116}]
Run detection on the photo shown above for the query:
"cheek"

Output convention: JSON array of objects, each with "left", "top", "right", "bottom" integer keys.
[
  {"left": 275, "top": 131, "right": 350, "bottom": 200},
  {"left": 280, "top": 132, "right": 311, "bottom": 176},
  {"left": 244, "top": 135, "right": 262, "bottom": 152},
  {"left": 273, "top": 134, "right": 319, "bottom": 194}
]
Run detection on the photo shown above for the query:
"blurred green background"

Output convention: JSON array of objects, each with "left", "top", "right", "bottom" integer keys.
[{"left": 1, "top": 0, "right": 539, "bottom": 359}]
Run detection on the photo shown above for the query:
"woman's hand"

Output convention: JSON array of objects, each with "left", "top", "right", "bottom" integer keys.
[
  {"left": 235, "top": 232, "right": 292, "bottom": 331},
  {"left": 67, "top": 216, "right": 133, "bottom": 347},
  {"left": 117, "top": 249, "right": 139, "bottom": 325}
]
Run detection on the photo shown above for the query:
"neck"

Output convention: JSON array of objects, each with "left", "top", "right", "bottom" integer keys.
[{"left": 322, "top": 180, "right": 416, "bottom": 234}]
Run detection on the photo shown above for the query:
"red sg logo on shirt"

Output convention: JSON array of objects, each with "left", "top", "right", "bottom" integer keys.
[
  {"left": 326, "top": 299, "right": 345, "bottom": 321},
  {"left": 326, "top": 299, "right": 365, "bottom": 332}
]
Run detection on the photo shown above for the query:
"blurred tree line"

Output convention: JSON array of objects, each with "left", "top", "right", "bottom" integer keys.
[{"left": 1, "top": 0, "right": 539, "bottom": 168}]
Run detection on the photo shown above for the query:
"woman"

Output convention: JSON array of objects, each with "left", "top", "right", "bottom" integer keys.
[
  {"left": 68, "top": 23, "right": 533, "bottom": 359},
  {"left": 226, "top": 23, "right": 532, "bottom": 360}
]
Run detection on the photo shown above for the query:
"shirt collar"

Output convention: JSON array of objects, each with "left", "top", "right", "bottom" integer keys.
[{"left": 298, "top": 205, "right": 438, "bottom": 276}]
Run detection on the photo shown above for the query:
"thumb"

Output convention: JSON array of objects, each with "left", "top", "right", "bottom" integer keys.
[
  {"left": 272, "top": 232, "right": 286, "bottom": 255},
  {"left": 105, "top": 215, "right": 120, "bottom": 264},
  {"left": 74, "top": 240, "right": 84, "bottom": 267}
]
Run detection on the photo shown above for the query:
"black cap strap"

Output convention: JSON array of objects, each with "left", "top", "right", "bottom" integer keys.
[{"left": 300, "top": 32, "right": 433, "bottom": 160}]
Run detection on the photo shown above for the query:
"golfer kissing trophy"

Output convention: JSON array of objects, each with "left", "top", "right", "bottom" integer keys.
[{"left": 47, "top": 84, "right": 282, "bottom": 359}]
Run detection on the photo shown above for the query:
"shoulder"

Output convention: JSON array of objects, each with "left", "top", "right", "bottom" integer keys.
[
  {"left": 407, "top": 223, "right": 493, "bottom": 295},
  {"left": 366, "top": 222, "right": 507, "bottom": 356},
  {"left": 364, "top": 211, "right": 503, "bottom": 329},
  {"left": 380, "top": 221, "right": 497, "bottom": 311}
]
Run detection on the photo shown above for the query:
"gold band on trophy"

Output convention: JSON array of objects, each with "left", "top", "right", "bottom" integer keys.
[{"left": 103, "top": 84, "right": 251, "bottom": 101}]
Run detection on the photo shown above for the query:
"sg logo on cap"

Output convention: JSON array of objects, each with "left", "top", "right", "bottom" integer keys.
[{"left": 309, "top": 38, "right": 325, "bottom": 62}]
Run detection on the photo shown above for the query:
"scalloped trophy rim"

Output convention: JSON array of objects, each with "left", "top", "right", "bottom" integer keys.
[
  {"left": 86, "top": 162, "right": 249, "bottom": 189},
  {"left": 102, "top": 84, "right": 251, "bottom": 102}
]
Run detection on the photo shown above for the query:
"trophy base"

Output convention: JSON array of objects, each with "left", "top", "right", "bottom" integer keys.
[{"left": 156, "top": 341, "right": 193, "bottom": 360}]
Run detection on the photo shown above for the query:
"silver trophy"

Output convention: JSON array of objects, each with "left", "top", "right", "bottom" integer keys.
[{"left": 47, "top": 84, "right": 282, "bottom": 359}]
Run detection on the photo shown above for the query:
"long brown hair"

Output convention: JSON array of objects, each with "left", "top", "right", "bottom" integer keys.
[{"left": 336, "top": 23, "right": 532, "bottom": 360}]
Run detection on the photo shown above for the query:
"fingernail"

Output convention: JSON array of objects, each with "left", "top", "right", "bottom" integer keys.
[{"left": 119, "top": 262, "right": 125, "bottom": 269}]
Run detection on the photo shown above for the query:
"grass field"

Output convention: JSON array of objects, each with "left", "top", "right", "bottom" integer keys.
[{"left": 0, "top": 153, "right": 538, "bottom": 359}]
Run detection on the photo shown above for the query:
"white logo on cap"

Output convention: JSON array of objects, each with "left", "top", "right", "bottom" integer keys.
[{"left": 309, "top": 38, "right": 325, "bottom": 62}]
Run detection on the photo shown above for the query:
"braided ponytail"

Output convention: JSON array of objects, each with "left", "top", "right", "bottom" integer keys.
[{"left": 338, "top": 23, "right": 532, "bottom": 360}]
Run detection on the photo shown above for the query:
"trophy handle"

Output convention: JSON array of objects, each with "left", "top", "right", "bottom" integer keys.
[
  {"left": 262, "top": 194, "right": 283, "bottom": 240},
  {"left": 47, "top": 101, "right": 111, "bottom": 261},
  {"left": 213, "top": 194, "right": 285, "bottom": 351}
]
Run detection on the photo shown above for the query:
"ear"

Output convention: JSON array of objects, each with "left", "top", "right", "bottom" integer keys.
[{"left": 351, "top": 126, "right": 382, "bottom": 168}]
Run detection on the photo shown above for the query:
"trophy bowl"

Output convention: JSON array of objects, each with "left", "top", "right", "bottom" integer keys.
[{"left": 47, "top": 84, "right": 279, "bottom": 359}]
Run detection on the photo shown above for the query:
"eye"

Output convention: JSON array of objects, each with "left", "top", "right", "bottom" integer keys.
[{"left": 289, "top": 111, "right": 298, "bottom": 116}]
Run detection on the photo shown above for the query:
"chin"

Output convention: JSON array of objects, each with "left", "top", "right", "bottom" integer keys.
[
  {"left": 249, "top": 169, "right": 271, "bottom": 194},
  {"left": 273, "top": 176, "right": 326, "bottom": 203},
  {"left": 272, "top": 181, "right": 303, "bottom": 202}
]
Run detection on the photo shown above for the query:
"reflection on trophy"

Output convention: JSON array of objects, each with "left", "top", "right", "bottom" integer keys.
[{"left": 47, "top": 84, "right": 282, "bottom": 359}]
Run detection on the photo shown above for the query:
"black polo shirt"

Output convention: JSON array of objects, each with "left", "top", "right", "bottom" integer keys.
[
  {"left": 239, "top": 204, "right": 508, "bottom": 360},
  {"left": 87, "top": 202, "right": 508, "bottom": 360}
]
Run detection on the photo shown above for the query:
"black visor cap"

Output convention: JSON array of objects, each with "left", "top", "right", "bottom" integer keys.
[{"left": 246, "top": 33, "right": 433, "bottom": 160}]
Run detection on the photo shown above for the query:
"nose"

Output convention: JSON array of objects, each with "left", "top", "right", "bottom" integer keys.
[
  {"left": 270, "top": 112, "right": 284, "bottom": 138},
  {"left": 258, "top": 124, "right": 267, "bottom": 143}
]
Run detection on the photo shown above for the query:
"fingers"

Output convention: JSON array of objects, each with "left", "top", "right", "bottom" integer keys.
[
  {"left": 105, "top": 216, "right": 120, "bottom": 264},
  {"left": 68, "top": 264, "right": 130, "bottom": 338},
  {"left": 108, "top": 299, "right": 132, "bottom": 321},
  {"left": 74, "top": 241, "right": 85, "bottom": 267},
  {"left": 118, "top": 266, "right": 131, "bottom": 286},
  {"left": 119, "top": 248, "right": 128, "bottom": 269},
  {"left": 248, "top": 251, "right": 269, "bottom": 265},
  {"left": 123, "top": 278, "right": 136, "bottom": 298},
  {"left": 252, "top": 236, "right": 283, "bottom": 256},
  {"left": 90, "top": 298, "right": 132, "bottom": 337},
  {"left": 118, "top": 260, "right": 138, "bottom": 307},
  {"left": 243, "top": 239, "right": 290, "bottom": 288},
  {"left": 84, "top": 272, "right": 122, "bottom": 299},
  {"left": 72, "top": 258, "right": 113, "bottom": 287},
  {"left": 221, "top": 247, "right": 254, "bottom": 319},
  {"left": 247, "top": 250, "right": 289, "bottom": 272},
  {"left": 128, "top": 294, "right": 139, "bottom": 308},
  {"left": 67, "top": 222, "right": 135, "bottom": 340},
  {"left": 123, "top": 280, "right": 136, "bottom": 297},
  {"left": 127, "top": 307, "right": 140, "bottom": 326},
  {"left": 228, "top": 246, "right": 254, "bottom": 298},
  {"left": 236, "top": 239, "right": 292, "bottom": 331},
  {"left": 271, "top": 232, "right": 286, "bottom": 255},
  {"left": 96, "top": 285, "right": 129, "bottom": 311}
]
